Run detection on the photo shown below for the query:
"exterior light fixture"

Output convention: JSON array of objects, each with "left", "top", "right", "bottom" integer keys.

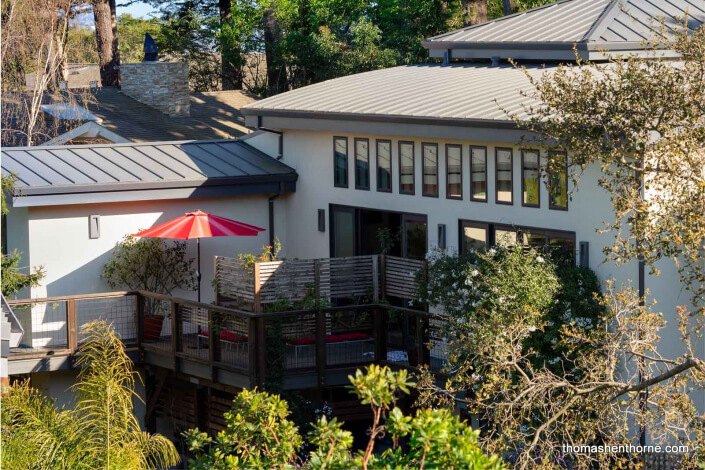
[
  {"left": 318, "top": 209, "right": 326, "bottom": 232},
  {"left": 438, "top": 224, "right": 446, "bottom": 249}
]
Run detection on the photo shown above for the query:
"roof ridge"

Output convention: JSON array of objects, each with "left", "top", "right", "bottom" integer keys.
[
  {"left": 582, "top": 0, "right": 624, "bottom": 41},
  {"left": 425, "top": 0, "right": 581, "bottom": 41}
]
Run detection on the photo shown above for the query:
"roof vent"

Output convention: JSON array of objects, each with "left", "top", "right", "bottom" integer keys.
[
  {"left": 443, "top": 49, "right": 452, "bottom": 65},
  {"left": 491, "top": 56, "right": 500, "bottom": 67}
]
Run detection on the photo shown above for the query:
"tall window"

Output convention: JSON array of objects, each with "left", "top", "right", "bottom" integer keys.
[
  {"left": 399, "top": 141, "right": 415, "bottom": 194},
  {"left": 495, "top": 148, "right": 513, "bottom": 204},
  {"left": 422, "top": 143, "right": 438, "bottom": 197},
  {"left": 470, "top": 146, "right": 487, "bottom": 202},
  {"left": 376, "top": 140, "right": 392, "bottom": 192},
  {"left": 522, "top": 149, "right": 540, "bottom": 207},
  {"left": 446, "top": 144, "right": 462, "bottom": 199},
  {"left": 355, "top": 138, "right": 370, "bottom": 190},
  {"left": 334, "top": 137, "right": 348, "bottom": 188},
  {"left": 549, "top": 151, "right": 568, "bottom": 210}
]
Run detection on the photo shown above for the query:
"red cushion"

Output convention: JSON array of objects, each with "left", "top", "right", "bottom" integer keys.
[
  {"left": 199, "top": 330, "right": 247, "bottom": 342},
  {"left": 288, "top": 333, "right": 371, "bottom": 345}
]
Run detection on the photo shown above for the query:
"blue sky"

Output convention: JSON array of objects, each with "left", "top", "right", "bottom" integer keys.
[{"left": 118, "top": 1, "right": 157, "bottom": 18}]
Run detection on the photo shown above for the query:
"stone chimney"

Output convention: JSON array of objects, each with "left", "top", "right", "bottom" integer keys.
[{"left": 120, "top": 62, "right": 190, "bottom": 117}]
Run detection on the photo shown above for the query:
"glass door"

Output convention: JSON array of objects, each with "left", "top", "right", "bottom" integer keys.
[{"left": 402, "top": 214, "right": 427, "bottom": 260}]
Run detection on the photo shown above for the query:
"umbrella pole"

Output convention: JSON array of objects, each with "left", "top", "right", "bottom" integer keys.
[{"left": 197, "top": 237, "right": 201, "bottom": 303}]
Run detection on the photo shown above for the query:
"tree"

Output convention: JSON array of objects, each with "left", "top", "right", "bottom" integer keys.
[
  {"left": 510, "top": 26, "right": 705, "bottom": 315},
  {"left": 91, "top": 0, "right": 120, "bottom": 86},
  {"left": 1, "top": 0, "right": 93, "bottom": 146},
  {"left": 1, "top": 175, "right": 45, "bottom": 298},
  {"left": 1, "top": 320, "right": 180, "bottom": 469},
  {"left": 184, "top": 364, "right": 505, "bottom": 469},
  {"left": 101, "top": 234, "right": 197, "bottom": 295},
  {"left": 116, "top": 14, "right": 161, "bottom": 63},
  {"left": 416, "top": 247, "right": 705, "bottom": 469}
]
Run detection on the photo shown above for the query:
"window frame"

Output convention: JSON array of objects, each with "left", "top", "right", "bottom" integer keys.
[
  {"left": 422, "top": 142, "right": 439, "bottom": 198},
  {"left": 470, "top": 145, "right": 488, "bottom": 203},
  {"left": 548, "top": 151, "right": 569, "bottom": 211},
  {"left": 521, "top": 148, "right": 541, "bottom": 208},
  {"left": 375, "top": 139, "right": 392, "bottom": 193},
  {"left": 354, "top": 137, "right": 370, "bottom": 191},
  {"left": 494, "top": 147, "right": 514, "bottom": 205},
  {"left": 398, "top": 140, "right": 415, "bottom": 195},
  {"left": 445, "top": 144, "right": 463, "bottom": 200},
  {"left": 333, "top": 136, "right": 348, "bottom": 188},
  {"left": 458, "top": 218, "right": 576, "bottom": 265}
]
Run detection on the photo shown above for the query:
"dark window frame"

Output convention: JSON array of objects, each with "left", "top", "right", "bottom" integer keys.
[
  {"left": 445, "top": 144, "right": 463, "bottom": 200},
  {"left": 398, "top": 141, "right": 415, "bottom": 195},
  {"left": 548, "top": 151, "right": 569, "bottom": 211},
  {"left": 470, "top": 145, "right": 488, "bottom": 203},
  {"left": 521, "top": 148, "right": 541, "bottom": 208},
  {"left": 422, "top": 142, "right": 439, "bottom": 198},
  {"left": 354, "top": 137, "right": 370, "bottom": 191},
  {"left": 458, "top": 218, "right": 576, "bottom": 265},
  {"left": 376, "top": 139, "right": 392, "bottom": 193},
  {"left": 495, "top": 147, "right": 514, "bottom": 205},
  {"left": 333, "top": 136, "right": 348, "bottom": 188}
]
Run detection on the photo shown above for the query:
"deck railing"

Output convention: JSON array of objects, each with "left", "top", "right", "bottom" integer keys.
[
  {"left": 8, "top": 291, "right": 448, "bottom": 388},
  {"left": 214, "top": 254, "right": 426, "bottom": 311}
]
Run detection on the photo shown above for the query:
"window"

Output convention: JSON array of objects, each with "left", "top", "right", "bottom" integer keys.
[
  {"left": 334, "top": 137, "right": 348, "bottom": 188},
  {"left": 399, "top": 141, "right": 415, "bottom": 194},
  {"left": 495, "top": 148, "right": 513, "bottom": 204},
  {"left": 422, "top": 143, "right": 438, "bottom": 197},
  {"left": 355, "top": 138, "right": 370, "bottom": 190},
  {"left": 522, "top": 149, "right": 540, "bottom": 207},
  {"left": 446, "top": 144, "right": 462, "bottom": 199},
  {"left": 459, "top": 220, "right": 576, "bottom": 264},
  {"left": 376, "top": 140, "right": 392, "bottom": 192},
  {"left": 459, "top": 221, "right": 487, "bottom": 253},
  {"left": 470, "top": 146, "right": 487, "bottom": 202},
  {"left": 548, "top": 151, "right": 568, "bottom": 210}
]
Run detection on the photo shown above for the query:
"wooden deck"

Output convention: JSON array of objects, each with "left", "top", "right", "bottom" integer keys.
[{"left": 7, "top": 291, "right": 448, "bottom": 390}]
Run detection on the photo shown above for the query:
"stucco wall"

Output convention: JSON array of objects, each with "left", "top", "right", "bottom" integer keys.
[{"left": 23, "top": 194, "right": 280, "bottom": 302}]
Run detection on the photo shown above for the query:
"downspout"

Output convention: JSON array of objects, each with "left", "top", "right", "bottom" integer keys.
[
  {"left": 637, "top": 168, "right": 647, "bottom": 447},
  {"left": 268, "top": 181, "right": 284, "bottom": 247}
]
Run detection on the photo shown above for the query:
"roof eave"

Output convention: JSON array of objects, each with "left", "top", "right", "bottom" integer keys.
[
  {"left": 241, "top": 108, "right": 519, "bottom": 129},
  {"left": 13, "top": 173, "right": 298, "bottom": 197}
]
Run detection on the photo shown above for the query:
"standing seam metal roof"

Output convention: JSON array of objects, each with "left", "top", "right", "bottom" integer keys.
[
  {"left": 1, "top": 139, "right": 296, "bottom": 195},
  {"left": 424, "top": 0, "right": 704, "bottom": 47}
]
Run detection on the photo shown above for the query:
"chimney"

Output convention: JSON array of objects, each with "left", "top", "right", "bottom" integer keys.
[{"left": 120, "top": 62, "right": 190, "bottom": 117}]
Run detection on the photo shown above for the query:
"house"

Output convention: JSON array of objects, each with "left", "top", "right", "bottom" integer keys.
[{"left": 2, "top": 0, "right": 703, "bottom": 448}]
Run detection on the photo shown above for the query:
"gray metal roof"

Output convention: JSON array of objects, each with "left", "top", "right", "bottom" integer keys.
[
  {"left": 424, "top": 0, "right": 705, "bottom": 60},
  {"left": 243, "top": 63, "right": 552, "bottom": 125},
  {"left": 2, "top": 139, "right": 297, "bottom": 199}
]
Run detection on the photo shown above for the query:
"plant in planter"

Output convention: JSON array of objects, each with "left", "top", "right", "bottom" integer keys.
[{"left": 102, "top": 234, "right": 197, "bottom": 340}]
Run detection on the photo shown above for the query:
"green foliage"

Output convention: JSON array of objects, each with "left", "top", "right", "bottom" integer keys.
[
  {"left": 65, "top": 27, "right": 99, "bottom": 64},
  {"left": 1, "top": 320, "right": 180, "bottom": 470},
  {"left": 1, "top": 250, "right": 45, "bottom": 298},
  {"left": 185, "top": 365, "right": 504, "bottom": 470},
  {"left": 2, "top": 169, "right": 17, "bottom": 216},
  {"left": 117, "top": 14, "right": 162, "bottom": 63},
  {"left": 183, "top": 388, "right": 303, "bottom": 469},
  {"left": 102, "top": 234, "right": 196, "bottom": 296}
]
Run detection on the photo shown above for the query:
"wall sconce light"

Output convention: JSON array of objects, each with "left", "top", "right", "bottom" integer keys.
[
  {"left": 89, "top": 215, "right": 100, "bottom": 239},
  {"left": 318, "top": 209, "right": 325, "bottom": 232},
  {"left": 579, "top": 241, "right": 589, "bottom": 268},
  {"left": 438, "top": 224, "right": 446, "bottom": 250}
]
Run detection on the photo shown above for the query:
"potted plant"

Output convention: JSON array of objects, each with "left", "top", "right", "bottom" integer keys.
[{"left": 102, "top": 234, "right": 197, "bottom": 341}]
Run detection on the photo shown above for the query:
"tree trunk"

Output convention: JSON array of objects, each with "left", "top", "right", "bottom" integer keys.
[
  {"left": 93, "top": 0, "right": 120, "bottom": 86},
  {"left": 461, "top": 0, "right": 488, "bottom": 26},
  {"left": 503, "top": 0, "right": 515, "bottom": 16},
  {"left": 263, "top": 2, "right": 287, "bottom": 96},
  {"left": 219, "top": 0, "right": 242, "bottom": 90}
]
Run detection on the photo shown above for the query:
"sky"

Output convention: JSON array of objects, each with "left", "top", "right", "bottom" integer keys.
[{"left": 117, "top": 1, "right": 157, "bottom": 18}]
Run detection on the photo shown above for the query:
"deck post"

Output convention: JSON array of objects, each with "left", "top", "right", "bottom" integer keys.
[
  {"left": 372, "top": 255, "right": 379, "bottom": 302},
  {"left": 171, "top": 301, "right": 181, "bottom": 372},
  {"left": 253, "top": 262, "right": 262, "bottom": 313},
  {"left": 379, "top": 255, "right": 387, "bottom": 300},
  {"left": 248, "top": 318, "right": 258, "bottom": 389},
  {"left": 256, "top": 317, "right": 266, "bottom": 388},
  {"left": 374, "top": 307, "right": 387, "bottom": 363},
  {"left": 416, "top": 314, "right": 430, "bottom": 367},
  {"left": 136, "top": 293, "right": 144, "bottom": 349},
  {"left": 67, "top": 299, "right": 78, "bottom": 354},
  {"left": 316, "top": 309, "right": 327, "bottom": 387},
  {"left": 208, "top": 309, "right": 217, "bottom": 382}
]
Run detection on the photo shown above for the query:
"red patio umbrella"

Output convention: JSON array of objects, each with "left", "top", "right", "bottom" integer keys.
[{"left": 133, "top": 210, "right": 265, "bottom": 302}]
